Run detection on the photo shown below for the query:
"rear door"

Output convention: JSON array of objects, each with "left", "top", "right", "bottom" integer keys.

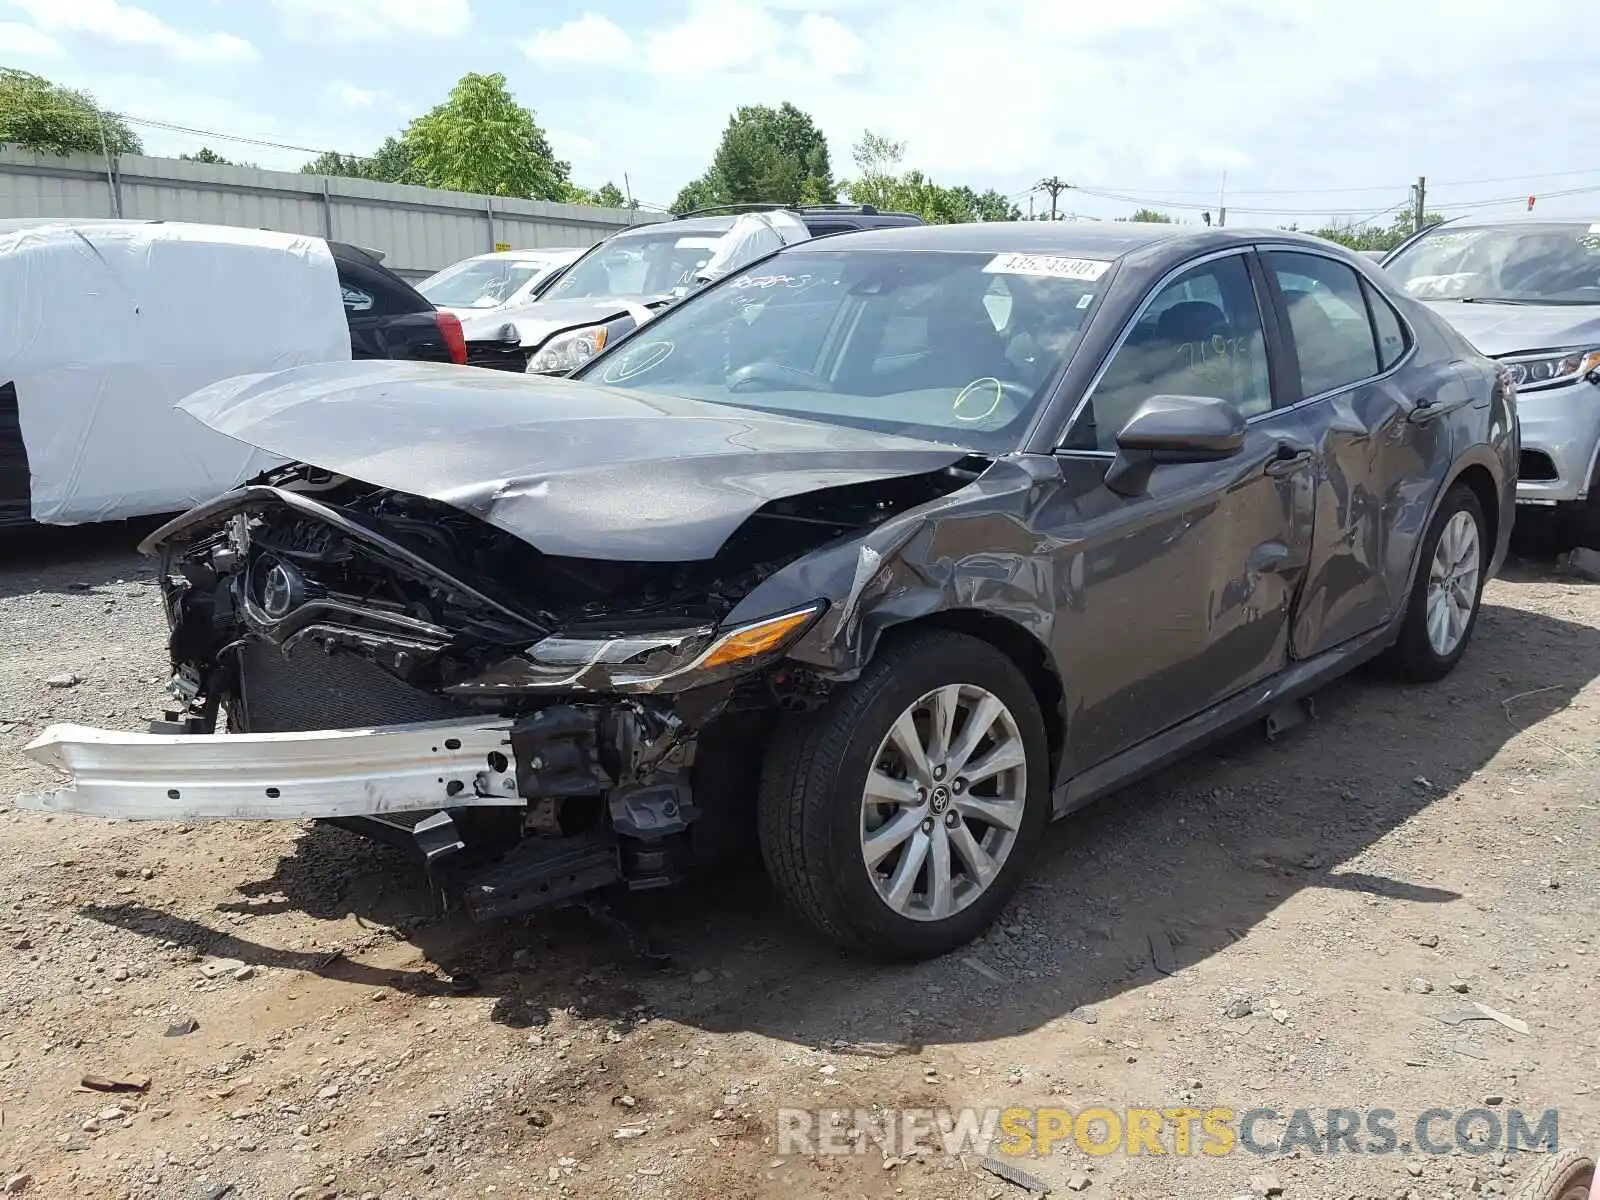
[{"left": 1259, "top": 248, "right": 1465, "bottom": 656}]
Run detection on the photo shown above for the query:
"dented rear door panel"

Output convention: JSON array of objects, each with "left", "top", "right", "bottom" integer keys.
[{"left": 1289, "top": 355, "right": 1468, "bottom": 660}]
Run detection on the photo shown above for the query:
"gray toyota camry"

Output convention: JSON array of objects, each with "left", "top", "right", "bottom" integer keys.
[{"left": 20, "top": 222, "right": 1518, "bottom": 960}]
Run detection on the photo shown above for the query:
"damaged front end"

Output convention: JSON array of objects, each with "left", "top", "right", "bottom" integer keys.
[{"left": 22, "top": 458, "right": 970, "bottom": 921}]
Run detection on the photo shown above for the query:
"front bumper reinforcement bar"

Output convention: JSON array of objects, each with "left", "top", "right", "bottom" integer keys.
[{"left": 18, "top": 718, "right": 523, "bottom": 821}]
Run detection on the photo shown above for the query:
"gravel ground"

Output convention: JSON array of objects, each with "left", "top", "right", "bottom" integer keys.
[{"left": 0, "top": 525, "right": 1596, "bottom": 1200}]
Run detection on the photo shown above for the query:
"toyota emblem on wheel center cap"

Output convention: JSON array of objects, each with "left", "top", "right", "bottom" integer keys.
[{"left": 929, "top": 785, "right": 950, "bottom": 813}]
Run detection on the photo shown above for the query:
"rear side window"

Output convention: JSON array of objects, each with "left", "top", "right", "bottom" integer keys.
[
  {"left": 1265, "top": 251, "right": 1381, "bottom": 397},
  {"left": 341, "top": 283, "right": 374, "bottom": 313},
  {"left": 1363, "top": 280, "right": 1409, "bottom": 370},
  {"left": 333, "top": 251, "right": 433, "bottom": 317}
]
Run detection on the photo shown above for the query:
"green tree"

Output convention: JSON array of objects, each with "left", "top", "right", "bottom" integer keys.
[
  {"left": 301, "top": 150, "right": 366, "bottom": 178},
  {"left": 672, "top": 173, "right": 724, "bottom": 214},
  {"left": 840, "top": 131, "right": 1020, "bottom": 224},
  {"left": 300, "top": 138, "right": 415, "bottom": 183},
  {"left": 565, "top": 180, "right": 632, "bottom": 208},
  {"left": 363, "top": 136, "right": 418, "bottom": 184},
  {"left": 181, "top": 147, "right": 233, "bottom": 165},
  {"left": 944, "top": 185, "right": 1022, "bottom": 222},
  {"left": 0, "top": 69, "right": 141, "bottom": 157},
  {"left": 673, "top": 103, "right": 835, "bottom": 210},
  {"left": 400, "top": 73, "right": 569, "bottom": 199},
  {"left": 1304, "top": 211, "right": 1444, "bottom": 253},
  {"left": 1127, "top": 208, "right": 1174, "bottom": 223},
  {"left": 842, "top": 129, "right": 906, "bottom": 211}
]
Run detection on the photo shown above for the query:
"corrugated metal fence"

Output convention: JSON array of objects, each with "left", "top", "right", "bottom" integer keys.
[{"left": 0, "top": 147, "right": 660, "bottom": 279}]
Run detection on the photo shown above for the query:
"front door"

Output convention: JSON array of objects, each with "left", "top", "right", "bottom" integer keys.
[{"left": 1043, "top": 250, "right": 1317, "bottom": 771}]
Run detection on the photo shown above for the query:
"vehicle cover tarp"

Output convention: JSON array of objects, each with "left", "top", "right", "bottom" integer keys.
[
  {"left": 695, "top": 210, "right": 813, "bottom": 283},
  {"left": 0, "top": 222, "right": 352, "bottom": 525}
]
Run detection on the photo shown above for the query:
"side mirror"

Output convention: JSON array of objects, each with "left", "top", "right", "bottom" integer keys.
[{"left": 1104, "top": 394, "right": 1247, "bottom": 497}]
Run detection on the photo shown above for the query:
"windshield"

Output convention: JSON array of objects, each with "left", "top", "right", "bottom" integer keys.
[
  {"left": 1385, "top": 223, "right": 1600, "bottom": 303},
  {"left": 419, "top": 258, "right": 554, "bottom": 308},
  {"left": 544, "top": 228, "right": 726, "bottom": 301},
  {"left": 572, "top": 249, "right": 1108, "bottom": 454}
]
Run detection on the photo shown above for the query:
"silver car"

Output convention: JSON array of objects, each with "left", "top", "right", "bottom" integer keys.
[{"left": 1383, "top": 219, "right": 1600, "bottom": 552}]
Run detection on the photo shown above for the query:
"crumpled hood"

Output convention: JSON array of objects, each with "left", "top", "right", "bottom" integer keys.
[
  {"left": 176, "top": 359, "right": 969, "bottom": 561},
  {"left": 1424, "top": 301, "right": 1600, "bottom": 358},
  {"left": 456, "top": 296, "right": 662, "bottom": 349}
]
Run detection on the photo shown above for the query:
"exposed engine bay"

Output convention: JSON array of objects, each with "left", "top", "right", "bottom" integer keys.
[{"left": 62, "top": 458, "right": 977, "bottom": 920}]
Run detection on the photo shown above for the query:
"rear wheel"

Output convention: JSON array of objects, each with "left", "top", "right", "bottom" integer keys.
[
  {"left": 1507, "top": 1148, "right": 1594, "bottom": 1200},
  {"left": 1387, "top": 483, "right": 1488, "bottom": 681},
  {"left": 758, "top": 630, "right": 1050, "bottom": 960}
]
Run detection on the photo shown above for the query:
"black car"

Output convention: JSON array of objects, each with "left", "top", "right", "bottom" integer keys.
[
  {"left": 332, "top": 241, "right": 468, "bottom": 366},
  {"left": 22, "top": 222, "right": 1516, "bottom": 960}
]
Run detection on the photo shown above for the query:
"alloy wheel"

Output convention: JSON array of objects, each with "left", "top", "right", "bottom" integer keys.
[
  {"left": 859, "top": 684, "right": 1028, "bottom": 923},
  {"left": 1425, "top": 509, "right": 1481, "bottom": 657}
]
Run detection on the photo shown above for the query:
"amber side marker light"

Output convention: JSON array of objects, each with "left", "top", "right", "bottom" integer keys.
[{"left": 699, "top": 606, "right": 822, "bottom": 670}]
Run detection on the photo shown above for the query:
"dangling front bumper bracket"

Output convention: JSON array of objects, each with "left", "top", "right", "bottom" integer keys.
[{"left": 18, "top": 718, "right": 524, "bottom": 822}]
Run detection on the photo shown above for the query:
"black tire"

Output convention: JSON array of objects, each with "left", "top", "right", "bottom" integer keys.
[
  {"left": 1507, "top": 1148, "right": 1594, "bottom": 1200},
  {"left": 757, "top": 630, "right": 1050, "bottom": 960},
  {"left": 1387, "top": 483, "right": 1488, "bottom": 682}
]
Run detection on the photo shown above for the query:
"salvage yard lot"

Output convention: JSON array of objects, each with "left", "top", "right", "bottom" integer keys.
[{"left": 1, "top": 528, "right": 1596, "bottom": 1200}]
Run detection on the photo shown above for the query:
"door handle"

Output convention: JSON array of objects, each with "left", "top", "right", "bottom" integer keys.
[{"left": 1264, "top": 445, "right": 1313, "bottom": 476}]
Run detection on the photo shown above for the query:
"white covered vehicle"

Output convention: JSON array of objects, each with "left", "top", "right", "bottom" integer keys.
[{"left": 0, "top": 219, "right": 466, "bottom": 529}]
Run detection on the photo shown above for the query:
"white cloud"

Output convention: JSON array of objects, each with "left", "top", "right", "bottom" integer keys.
[
  {"left": 7, "top": 0, "right": 254, "bottom": 63},
  {"left": 330, "top": 82, "right": 379, "bottom": 108},
  {"left": 528, "top": 0, "right": 1600, "bottom": 223},
  {"left": 272, "top": 0, "right": 471, "bottom": 41},
  {"left": 521, "top": 12, "right": 632, "bottom": 67},
  {"left": 0, "top": 19, "right": 61, "bottom": 56}
]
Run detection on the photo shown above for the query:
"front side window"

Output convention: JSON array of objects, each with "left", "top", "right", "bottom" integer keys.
[
  {"left": 1382, "top": 222, "right": 1600, "bottom": 304},
  {"left": 1266, "top": 252, "right": 1380, "bottom": 397},
  {"left": 573, "top": 249, "right": 1108, "bottom": 455},
  {"left": 1071, "top": 254, "right": 1270, "bottom": 451}
]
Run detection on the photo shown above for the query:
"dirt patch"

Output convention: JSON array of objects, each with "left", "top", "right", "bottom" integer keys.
[{"left": 1, "top": 525, "right": 1596, "bottom": 1199}]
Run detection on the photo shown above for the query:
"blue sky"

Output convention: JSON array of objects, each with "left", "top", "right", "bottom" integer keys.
[{"left": 3, "top": 0, "right": 1600, "bottom": 226}]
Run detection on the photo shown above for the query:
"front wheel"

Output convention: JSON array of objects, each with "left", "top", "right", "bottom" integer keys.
[
  {"left": 758, "top": 630, "right": 1050, "bottom": 960},
  {"left": 1387, "top": 483, "right": 1488, "bottom": 682}
]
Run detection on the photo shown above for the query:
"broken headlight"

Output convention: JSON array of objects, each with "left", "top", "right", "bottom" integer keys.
[{"left": 447, "top": 603, "right": 824, "bottom": 696}]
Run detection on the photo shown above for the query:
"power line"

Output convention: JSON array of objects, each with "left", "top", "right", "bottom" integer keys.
[
  {"left": 1032, "top": 164, "right": 1600, "bottom": 199},
  {"left": 119, "top": 115, "right": 339, "bottom": 156},
  {"left": 1037, "top": 176, "right": 1069, "bottom": 220}
]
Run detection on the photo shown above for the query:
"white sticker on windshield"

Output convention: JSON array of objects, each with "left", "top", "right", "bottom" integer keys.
[
  {"left": 983, "top": 253, "right": 1110, "bottom": 281},
  {"left": 675, "top": 236, "right": 721, "bottom": 249},
  {"left": 1589, "top": 223, "right": 1600, "bottom": 234},
  {"left": 1076, "top": 293, "right": 1094, "bottom": 309}
]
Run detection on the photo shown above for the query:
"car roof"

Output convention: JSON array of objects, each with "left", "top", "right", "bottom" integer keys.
[
  {"left": 611, "top": 215, "right": 739, "bottom": 239},
  {"left": 0, "top": 216, "right": 158, "bottom": 234},
  {"left": 791, "top": 219, "right": 1352, "bottom": 261},
  {"left": 1419, "top": 215, "right": 1600, "bottom": 230}
]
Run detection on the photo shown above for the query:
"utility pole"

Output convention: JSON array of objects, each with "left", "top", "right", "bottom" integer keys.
[
  {"left": 1217, "top": 170, "right": 1227, "bottom": 227},
  {"left": 1037, "top": 176, "right": 1069, "bottom": 221},
  {"left": 1412, "top": 175, "right": 1426, "bottom": 232}
]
